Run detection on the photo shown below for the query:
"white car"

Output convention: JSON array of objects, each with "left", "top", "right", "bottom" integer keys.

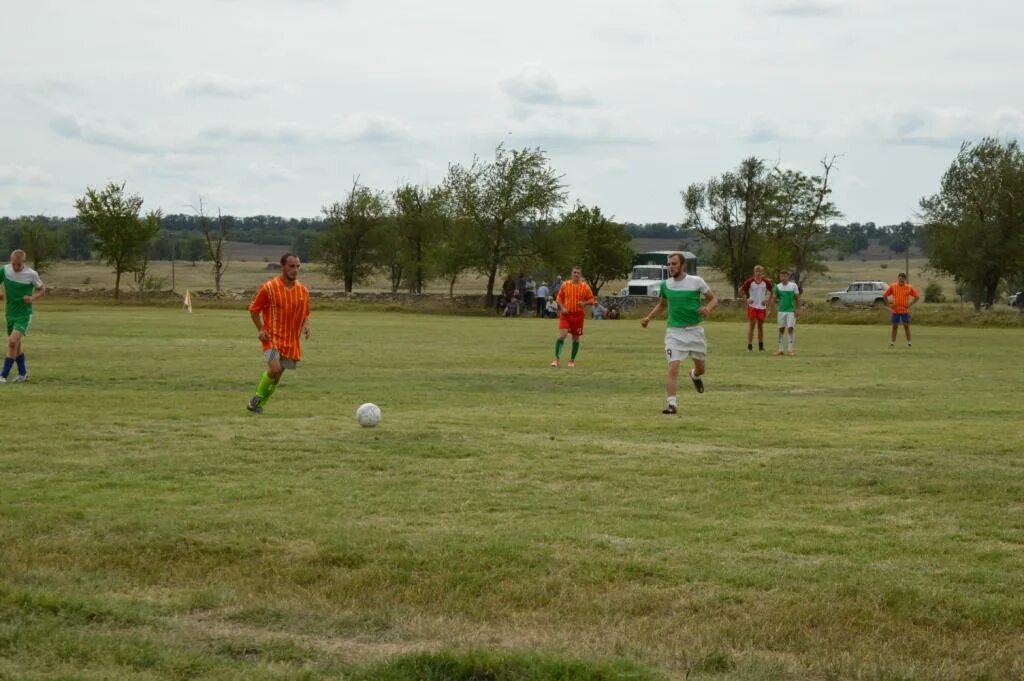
[{"left": 826, "top": 281, "right": 888, "bottom": 305}]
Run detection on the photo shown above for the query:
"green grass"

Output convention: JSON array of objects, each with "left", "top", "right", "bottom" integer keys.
[{"left": 1, "top": 305, "right": 1022, "bottom": 679}]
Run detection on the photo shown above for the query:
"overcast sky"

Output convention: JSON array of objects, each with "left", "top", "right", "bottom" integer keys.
[{"left": 2, "top": 0, "right": 1021, "bottom": 225}]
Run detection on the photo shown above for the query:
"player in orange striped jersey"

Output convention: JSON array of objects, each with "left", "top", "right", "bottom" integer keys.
[
  {"left": 551, "top": 265, "right": 596, "bottom": 368},
  {"left": 246, "top": 253, "right": 311, "bottom": 413}
]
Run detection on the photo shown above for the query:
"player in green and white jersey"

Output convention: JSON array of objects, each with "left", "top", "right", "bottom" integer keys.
[
  {"left": 0, "top": 250, "right": 46, "bottom": 383},
  {"left": 641, "top": 252, "right": 719, "bottom": 415},
  {"left": 771, "top": 269, "right": 800, "bottom": 356}
]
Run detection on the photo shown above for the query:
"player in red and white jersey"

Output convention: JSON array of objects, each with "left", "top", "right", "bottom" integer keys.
[{"left": 738, "top": 265, "right": 772, "bottom": 352}]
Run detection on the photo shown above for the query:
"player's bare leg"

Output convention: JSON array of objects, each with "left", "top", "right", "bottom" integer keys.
[
  {"left": 689, "top": 358, "right": 705, "bottom": 393},
  {"left": 663, "top": 360, "right": 680, "bottom": 414}
]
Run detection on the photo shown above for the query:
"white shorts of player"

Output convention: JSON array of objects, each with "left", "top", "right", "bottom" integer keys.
[
  {"left": 777, "top": 312, "right": 797, "bottom": 328},
  {"left": 664, "top": 326, "right": 707, "bottom": 363},
  {"left": 264, "top": 348, "right": 298, "bottom": 369}
]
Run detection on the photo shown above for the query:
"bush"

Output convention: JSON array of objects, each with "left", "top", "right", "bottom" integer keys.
[{"left": 924, "top": 281, "right": 945, "bottom": 303}]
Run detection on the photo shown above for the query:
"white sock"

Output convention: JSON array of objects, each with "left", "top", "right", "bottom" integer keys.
[
  {"left": 667, "top": 395, "right": 677, "bottom": 407},
  {"left": 788, "top": 331, "right": 795, "bottom": 351},
  {"left": 778, "top": 332, "right": 784, "bottom": 349}
]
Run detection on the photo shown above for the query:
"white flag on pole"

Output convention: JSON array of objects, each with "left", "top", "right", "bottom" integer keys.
[{"left": 184, "top": 289, "right": 193, "bottom": 313}]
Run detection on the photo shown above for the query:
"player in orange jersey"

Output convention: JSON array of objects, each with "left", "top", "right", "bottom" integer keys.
[
  {"left": 550, "top": 265, "right": 596, "bottom": 368},
  {"left": 884, "top": 272, "right": 920, "bottom": 348},
  {"left": 246, "top": 253, "right": 311, "bottom": 413}
]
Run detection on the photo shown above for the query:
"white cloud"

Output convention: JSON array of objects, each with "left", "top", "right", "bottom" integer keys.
[
  {"left": 752, "top": 0, "right": 850, "bottom": 16},
  {"left": 0, "top": 165, "right": 48, "bottom": 185},
  {"left": 50, "top": 113, "right": 167, "bottom": 154},
  {"left": 500, "top": 66, "right": 596, "bottom": 108},
  {"left": 171, "top": 75, "right": 268, "bottom": 99}
]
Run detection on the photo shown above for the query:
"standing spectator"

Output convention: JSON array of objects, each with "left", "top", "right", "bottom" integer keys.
[
  {"left": 502, "top": 275, "right": 516, "bottom": 303},
  {"left": 551, "top": 275, "right": 563, "bottom": 301},
  {"left": 524, "top": 277, "right": 535, "bottom": 309},
  {"left": 884, "top": 272, "right": 920, "bottom": 347},
  {"left": 592, "top": 300, "right": 607, "bottom": 320},
  {"left": 535, "top": 281, "right": 549, "bottom": 317}
]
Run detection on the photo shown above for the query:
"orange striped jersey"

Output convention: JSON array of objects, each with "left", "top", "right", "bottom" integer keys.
[
  {"left": 883, "top": 282, "right": 919, "bottom": 313},
  {"left": 556, "top": 280, "right": 595, "bottom": 313},
  {"left": 248, "top": 276, "right": 311, "bottom": 360}
]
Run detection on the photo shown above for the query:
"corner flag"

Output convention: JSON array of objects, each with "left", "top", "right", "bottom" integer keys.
[{"left": 184, "top": 289, "right": 193, "bottom": 313}]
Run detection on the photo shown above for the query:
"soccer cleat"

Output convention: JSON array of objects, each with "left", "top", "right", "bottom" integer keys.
[
  {"left": 889, "top": 343, "right": 895, "bottom": 348},
  {"left": 787, "top": 351, "right": 796, "bottom": 356},
  {"left": 246, "top": 395, "right": 263, "bottom": 414},
  {"left": 689, "top": 370, "right": 704, "bottom": 394},
  {"left": 11, "top": 374, "right": 28, "bottom": 383},
  {"left": 661, "top": 404, "right": 678, "bottom": 415},
  {"left": 907, "top": 342, "right": 912, "bottom": 348},
  {"left": 773, "top": 350, "right": 784, "bottom": 356},
  {"left": 0, "top": 377, "right": 6, "bottom": 384},
  {"left": 567, "top": 360, "right": 575, "bottom": 369},
  {"left": 550, "top": 359, "right": 559, "bottom": 368}
]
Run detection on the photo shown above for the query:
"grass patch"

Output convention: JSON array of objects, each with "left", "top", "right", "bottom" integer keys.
[{"left": 1, "top": 306, "right": 1022, "bottom": 679}]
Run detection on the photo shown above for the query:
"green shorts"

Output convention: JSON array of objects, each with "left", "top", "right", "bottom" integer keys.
[{"left": 6, "top": 315, "right": 31, "bottom": 336}]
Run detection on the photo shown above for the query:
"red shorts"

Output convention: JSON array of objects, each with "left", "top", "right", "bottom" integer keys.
[
  {"left": 747, "top": 307, "right": 767, "bottom": 322},
  {"left": 558, "top": 311, "right": 585, "bottom": 337}
]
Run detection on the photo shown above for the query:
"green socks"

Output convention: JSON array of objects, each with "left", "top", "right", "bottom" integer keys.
[
  {"left": 255, "top": 372, "right": 278, "bottom": 407},
  {"left": 571, "top": 341, "right": 580, "bottom": 360},
  {"left": 554, "top": 338, "right": 565, "bottom": 359}
]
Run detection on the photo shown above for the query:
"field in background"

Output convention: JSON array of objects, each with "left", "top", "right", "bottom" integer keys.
[
  {"left": 42, "top": 254, "right": 962, "bottom": 303},
  {"left": 1, "top": 306, "right": 1022, "bottom": 680}
]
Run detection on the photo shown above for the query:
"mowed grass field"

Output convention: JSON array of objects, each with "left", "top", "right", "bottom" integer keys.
[{"left": 2, "top": 305, "right": 1022, "bottom": 680}]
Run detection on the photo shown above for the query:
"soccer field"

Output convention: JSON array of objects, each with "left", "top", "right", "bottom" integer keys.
[{"left": 2, "top": 306, "right": 1022, "bottom": 680}]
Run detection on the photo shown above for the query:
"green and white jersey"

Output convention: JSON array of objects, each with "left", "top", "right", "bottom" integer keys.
[
  {"left": 774, "top": 282, "right": 799, "bottom": 312},
  {"left": 1, "top": 264, "right": 44, "bottom": 321},
  {"left": 660, "top": 275, "right": 710, "bottom": 328}
]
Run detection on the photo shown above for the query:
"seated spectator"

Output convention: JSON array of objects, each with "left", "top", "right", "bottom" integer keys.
[
  {"left": 545, "top": 298, "right": 559, "bottom": 318},
  {"left": 606, "top": 304, "right": 621, "bottom": 320},
  {"left": 592, "top": 301, "right": 607, "bottom": 320},
  {"left": 504, "top": 294, "right": 522, "bottom": 317}
]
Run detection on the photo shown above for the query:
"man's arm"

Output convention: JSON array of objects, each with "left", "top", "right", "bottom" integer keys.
[
  {"left": 27, "top": 284, "right": 45, "bottom": 303},
  {"left": 794, "top": 289, "right": 801, "bottom": 317},
  {"left": 641, "top": 298, "right": 666, "bottom": 328},
  {"left": 700, "top": 288, "right": 719, "bottom": 317}
]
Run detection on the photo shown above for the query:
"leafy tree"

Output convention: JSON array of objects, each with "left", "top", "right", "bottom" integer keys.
[
  {"left": 63, "top": 222, "right": 94, "bottom": 260},
  {"left": 432, "top": 218, "right": 477, "bottom": 297},
  {"left": 74, "top": 182, "right": 161, "bottom": 300},
  {"left": 551, "top": 204, "right": 633, "bottom": 295},
  {"left": 184, "top": 235, "right": 208, "bottom": 265},
  {"left": 920, "top": 138, "right": 1024, "bottom": 307},
  {"left": 15, "top": 220, "right": 65, "bottom": 274},
  {"left": 683, "top": 157, "right": 774, "bottom": 297},
  {"left": 391, "top": 183, "right": 450, "bottom": 293},
  {"left": 445, "top": 145, "right": 566, "bottom": 306},
  {"left": 762, "top": 158, "right": 842, "bottom": 286},
  {"left": 319, "top": 181, "right": 390, "bottom": 292}
]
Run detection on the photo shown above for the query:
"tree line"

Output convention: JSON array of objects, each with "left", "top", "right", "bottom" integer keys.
[{"left": 3, "top": 138, "right": 1021, "bottom": 306}]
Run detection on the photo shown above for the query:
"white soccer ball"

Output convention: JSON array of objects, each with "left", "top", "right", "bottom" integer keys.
[{"left": 356, "top": 402, "right": 381, "bottom": 427}]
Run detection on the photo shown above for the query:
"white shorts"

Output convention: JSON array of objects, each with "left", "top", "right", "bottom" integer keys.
[
  {"left": 264, "top": 348, "right": 298, "bottom": 370},
  {"left": 777, "top": 312, "right": 797, "bottom": 328},
  {"left": 665, "top": 326, "right": 707, "bottom": 363}
]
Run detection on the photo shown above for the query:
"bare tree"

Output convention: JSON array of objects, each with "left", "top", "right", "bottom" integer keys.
[{"left": 192, "top": 198, "right": 229, "bottom": 292}]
